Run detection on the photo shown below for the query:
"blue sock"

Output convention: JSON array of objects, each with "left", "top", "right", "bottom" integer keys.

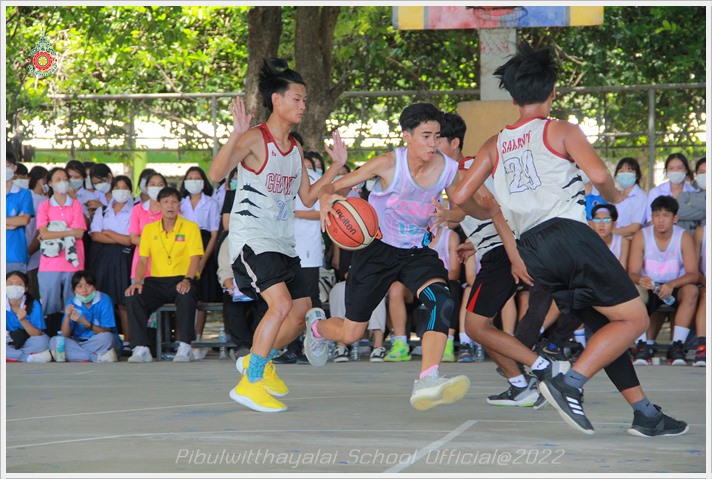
[
  {"left": 632, "top": 397, "right": 659, "bottom": 418},
  {"left": 267, "top": 348, "right": 280, "bottom": 361},
  {"left": 247, "top": 353, "right": 269, "bottom": 383},
  {"left": 547, "top": 341, "right": 558, "bottom": 351},
  {"left": 562, "top": 369, "right": 589, "bottom": 391}
]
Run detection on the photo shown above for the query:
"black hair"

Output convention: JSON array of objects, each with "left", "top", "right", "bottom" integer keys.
[
  {"left": 651, "top": 195, "right": 679, "bottom": 215},
  {"left": 65, "top": 159, "right": 87, "bottom": 179},
  {"left": 90, "top": 163, "right": 112, "bottom": 180},
  {"left": 664, "top": 152, "right": 692, "bottom": 180},
  {"left": 82, "top": 161, "right": 95, "bottom": 170},
  {"left": 494, "top": 41, "right": 558, "bottom": 106},
  {"left": 614, "top": 157, "right": 642, "bottom": 186},
  {"left": 230, "top": 167, "right": 238, "bottom": 180},
  {"left": 591, "top": 203, "right": 619, "bottom": 222},
  {"left": 6, "top": 150, "right": 18, "bottom": 165},
  {"left": 290, "top": 130, "right": 304, "bottom": 147},
  {"left": 138, "top": 168, "right": 157, "bottom": 187},
  {"left": 6, "top": 270, "right": 36, "bottom": 315},
  {"left": 302, "top": 156, "right": 315, "bottom": 170},
  {"left": 14, "top": 162, "right": 28, "bottom": 176},
  {"left": 304, "top": 151, "right": 325, "bottom": 170},
  {"left": 259, "top": 58, "right": 306, "bottom": 113},
  {"left": 399, "top": 103, "right": 444, "bottom": 133},
  {"left": 111, "top": 175, "right": 133, "bottom": 192},
  {"left": 180, "top": 166, "right": 214, "bottom": 198},
  {"left": 45, "top": 167, "right": 68, "bottom": 196},
  {"left": 28, "top": 165, "right": 48, "bottom": 190},
  {"left": 439, "top": 112, "right": 467, "bottom": 151},
  {"left": 695, "top": 157, "right": 706, "bottom": 173},
  {"left": 71, "top": 270, "right": 97, "bottom": 290},
  {"left": 147, "top": 172, "right": 168, "bottom": 188},
  {"left": 157, "top": 186, "right": 181, "bottom": 202}
]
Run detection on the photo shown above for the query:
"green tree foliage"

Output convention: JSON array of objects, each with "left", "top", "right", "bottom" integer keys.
[{"left": 5, "top": 5, "right": 706, "bottom": 166}]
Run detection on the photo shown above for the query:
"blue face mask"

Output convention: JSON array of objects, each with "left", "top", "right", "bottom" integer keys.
[
  {"left": 230, "top": 179, "right": 238, "bottom": 190},
  {"left": 75, "top": 291, "right": 96, "bottom": 304},
  {"left": 615, "top": 172, "right": 637, "bottom": 189}
]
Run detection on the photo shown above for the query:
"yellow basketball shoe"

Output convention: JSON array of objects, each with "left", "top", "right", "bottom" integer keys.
[
  {"left": 236, "top": 354, "right": 289, "bottom": 397},
  {"left": 229, "top": 376, "right": 287, "bottom": 413}
]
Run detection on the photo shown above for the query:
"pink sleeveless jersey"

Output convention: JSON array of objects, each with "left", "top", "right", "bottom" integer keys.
[
  {"left": 429, "top": 227, "right": 453, "bottom": 272},
  {"left": 608, "top": 233, "right": 623, "bottom": 262},
  {"left": 369, "top": 147, "right": 458, "bottom": 249},
  {"left": 640, "top": 225, "right": 686, "bottom": 283}
]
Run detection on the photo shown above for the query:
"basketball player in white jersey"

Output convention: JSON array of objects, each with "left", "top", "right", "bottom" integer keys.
[
  {"left": 305, "top": 103, "right": 473, "bottom": 411},
  {"left": 451, "top": 42, "right": 687, "bottom": 436},
  {"left": 208, "top": 59, "right": 346, "bottom": 413}
]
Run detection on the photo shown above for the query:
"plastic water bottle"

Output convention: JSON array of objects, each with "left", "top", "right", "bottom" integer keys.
[
  {"left": 654, "top": 283, "right": 676, "bottom": 306},
  {"left": 218, "top": 328, "right": 228, "bottom": 360},
  {"left": 55, "top": 332, "right": 66, "bottom": 362},
  {"left": 350, "top": 341, "right": 359, "bottom": 361}
]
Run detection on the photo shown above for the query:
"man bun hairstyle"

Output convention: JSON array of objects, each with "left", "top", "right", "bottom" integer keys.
[
  {"left": 494, "top": 41, "right": 558, "bottom": 106},
  {"left": 259, "top": 58, "right": 306, "bottom": 113}
]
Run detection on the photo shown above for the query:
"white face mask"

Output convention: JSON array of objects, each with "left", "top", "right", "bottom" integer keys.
[
  {"left": 94, "top": 182, "right": 111, "bottom": 194},
  {"left": 53, "top": 181, "right": 70, "bottom": 194},
  {"left": 615, "top": 172, "right": 637, "bottom": 189},
  {"left": 139, "top": 178, "right": 148, "bottom": 194},
  {"left": 667, "top": 171, "right": 687, "bottom": 185},
  {"left": 696, "top": 173, "right": 706, "bottom": 190},
  {"left": 84, "top": 177, "right": 94, "bottom": 190},
  {"left": 69, "top": 178, "right": 84, "bottom": 190},
  {"left": 184, "top": 179, "right": 204, "bottom": 195},
  {"left": 6, "top": 166, "right": 15, "bottom": 181},
  {"left": 6, "top": 285, "right": 25, "bottom": 301},
  {"left": 13, "top": 179, "right": 29, "bottom": 189},
  {"left": 111, "top": 189, "right": 132, "bottom": 204},
  {"left": 42, "top": 183, "right": 49, "bottom": 194},
  {"left": 147, "top": 186, "right": 163, "bottom": 201}
]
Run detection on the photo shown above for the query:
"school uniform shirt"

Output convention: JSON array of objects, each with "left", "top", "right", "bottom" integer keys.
[
  {"left": 294, "top": 174, "right": 323, "bottom": 268},
  {"left": 6, "top": 183, "right": 35, "bottom": 263},
  {"left": 615, "top": 184, "right": 648, "bottom": 230},
  {"left": 139, "top": 216, "right": 204, "bottom": 278},
  {"left": 645, "top": 180, "right": 696, "bottom": 224},
  {"left": 180, "top": 194, "right": 220, "bottom": 232},
  {"left": 36, "top": 196, "right": 87, "bottom": 272},
  {"left": 6, "top": 296, "right": 46, "bottom": 332},
  {"left": 90, "top": 199, "right": 133, "bottom": 235},
  {"left": 63, "top": 292, "right": 116, "bottom": 340},
  {"left": 26, "top": 191, "right": 47, "bottom": 271},
  {"left": 128, "top": 200, "right": 163, "bottom": 278},
  {"left": 212, "top": 183, "right": 227, "bottom": 212}
]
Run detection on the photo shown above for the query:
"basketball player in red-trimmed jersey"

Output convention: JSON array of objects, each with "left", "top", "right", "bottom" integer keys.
[
  {"left": 208, "top": 59, "right": 346, "bottom": 413},
  {"left": 451, "top": 42, "right": 687, "bottom": 437}
]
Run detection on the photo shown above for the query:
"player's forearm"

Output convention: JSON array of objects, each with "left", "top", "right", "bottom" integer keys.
[
  {"left": 594, "top": 176, "right": 624, "bottom": 204},
  {"left": 209, "top": 130, "right": 242, "bottom": 182}
]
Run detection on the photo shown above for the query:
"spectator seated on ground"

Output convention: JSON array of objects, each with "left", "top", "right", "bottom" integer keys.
[
  {"left": 591, "top": 204, "right": 630, "bottom": 267},
  {"left": 49, "top": 270, "right": 122, "bottom": 363},
  {"left": 628, "top": 195, "right": 700, "bottom": 366},
  {"left": 5, "top": 271, "right": 51, "bottom": 363},
  {"left": 124, "top": 187, "right": 204, "bottom": 363}
]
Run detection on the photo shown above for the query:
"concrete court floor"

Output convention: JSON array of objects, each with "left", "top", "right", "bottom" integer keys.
[{"left": 4, "top": 358, "right": 708, "bottom": 475}]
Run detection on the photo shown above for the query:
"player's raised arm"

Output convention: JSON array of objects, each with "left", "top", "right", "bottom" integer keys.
[
  {"left": 298, "top": 130, "right": 348, "bottom": 208},
  {"left": 450, "top": 135, "right": 497, "bottom": 211},
  {"left": 208, "top": 96, "right": 255, "bottom": 183}
]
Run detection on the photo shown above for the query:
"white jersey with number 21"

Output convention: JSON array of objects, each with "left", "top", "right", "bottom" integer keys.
[{"left": 492, "top": 117, "right": 586, "bottom": 237}]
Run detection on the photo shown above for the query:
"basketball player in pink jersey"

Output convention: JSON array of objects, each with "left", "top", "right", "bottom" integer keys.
[
  {"left": 208, "top": 59, "right": 346, "bottom": 413},
  {"left": 305, "top": 103, "right": 475, "bottom": 411},
  {"left": 451, "top": 42, "right": 687, "bottom": 436}
]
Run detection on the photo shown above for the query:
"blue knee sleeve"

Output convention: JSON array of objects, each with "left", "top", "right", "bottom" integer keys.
[{"left": 418, "top": 282, "right": 454, "bottom": 335}]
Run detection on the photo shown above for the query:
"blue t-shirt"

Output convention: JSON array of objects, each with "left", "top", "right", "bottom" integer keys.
[
  {"left": 5, "top": 297, "right": 46, "bottom": 332},
  {"left": 6, "top": 185, "right": 35, "bottom": 263},
  {"left": 63, "top": 292, "right": 117, "bottom": 340}
]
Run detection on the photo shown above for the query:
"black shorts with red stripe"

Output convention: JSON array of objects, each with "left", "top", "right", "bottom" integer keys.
[{"left": 466, "top": 245, "right": 518, "bottom": 318}]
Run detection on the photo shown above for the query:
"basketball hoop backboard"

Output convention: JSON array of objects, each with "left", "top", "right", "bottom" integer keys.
[{"left": 393, "top": 6, "right": 604, "bottom": 30}]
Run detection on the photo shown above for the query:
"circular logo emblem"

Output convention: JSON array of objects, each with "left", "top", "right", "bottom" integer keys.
[{"left": 32, "top": 51, "right": 54, "bottom": 71}]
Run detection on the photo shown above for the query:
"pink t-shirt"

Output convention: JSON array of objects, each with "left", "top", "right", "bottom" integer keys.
[
  {"left": 128, "top": 200, "right": 162, "bottom": 278},
  {"left": 36, "top": 196, "right": 87, "bottom": 272}
]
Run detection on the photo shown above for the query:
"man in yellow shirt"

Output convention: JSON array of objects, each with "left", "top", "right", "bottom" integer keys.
[{"left": 125, "top": 187, "right": 204, "bottom": 362}]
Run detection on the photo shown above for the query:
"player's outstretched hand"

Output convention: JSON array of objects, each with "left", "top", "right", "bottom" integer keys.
[
  {"left": 324, "top": 130, "right": 347, "bottom": 168},
  {"left": 455, "top": 241, "right": 475, "bottom": 263},
  {"left": 319, "top": 192, "right": 346, "bottom": 232},
  {"left": 510, "top": 255, "right": 534, "bottom": 286},
  {"left": 230, "top": 96, "right": 253, "bottom": 137},
  {"left": 431, "top": 198, "right": 449, "bottom": 226}
]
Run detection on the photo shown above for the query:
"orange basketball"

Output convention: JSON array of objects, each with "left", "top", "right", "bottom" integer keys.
[{"left": 326, "top": 197, "right": 380, "bottom": 251}]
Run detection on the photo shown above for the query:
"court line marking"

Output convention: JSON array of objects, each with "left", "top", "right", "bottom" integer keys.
[
  {"left": 7, "top": 419, "right": 704, "bottom": 450},
  {"left": 384, "top": 420, "right": 477, "bottom": 473},
  {"left": 74, "top": 370, "right": 95, "bottom": 375}
]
